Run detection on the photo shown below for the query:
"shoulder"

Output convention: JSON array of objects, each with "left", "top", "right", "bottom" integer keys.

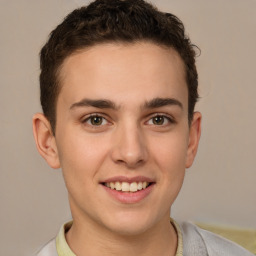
[
  {"left": 36, "top": 238, "right": 58, "bottom": 256},
  {"left": 179, "top": 222, "right": 254, "bottom": 256}
]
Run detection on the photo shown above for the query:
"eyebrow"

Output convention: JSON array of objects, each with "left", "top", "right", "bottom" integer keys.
[
  {"left": 70, "top": 98, "right": 119, "bottom": 110},
  {"left": 143, "top": 97, "right": 183, "bottom": 109},
  {"left": 70, "top": 97, "right": 183, "bottom": 110}
]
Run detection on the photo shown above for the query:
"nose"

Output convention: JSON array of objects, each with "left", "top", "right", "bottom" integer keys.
[{"left": 110, "top": 123, "right": 148, "bottom": 169}]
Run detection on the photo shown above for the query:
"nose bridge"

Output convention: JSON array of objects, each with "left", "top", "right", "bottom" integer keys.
[{"left": 111, "top": 118, "right": 148, "bottom": 168}]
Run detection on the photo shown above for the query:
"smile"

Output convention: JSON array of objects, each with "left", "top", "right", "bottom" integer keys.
[
  {"left": 104, "top": 181, "right": 150, "bottom": 193},
  {"left": 101, "top": 177, "right": 155, "bottom": 203}
]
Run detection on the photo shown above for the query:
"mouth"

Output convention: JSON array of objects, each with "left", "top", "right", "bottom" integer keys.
[
  {"left": 100, "top": 176, "right": 155, "bottom": 203},
  {"left": 103, "top": 181, "right": 152, "bottom": 193}
]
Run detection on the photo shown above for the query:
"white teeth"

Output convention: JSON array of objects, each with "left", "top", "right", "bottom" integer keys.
[
  {"left": 121, "top": 182, "right": 130, "bottom": 192},
  {"left": 115, "top": 181, "right": 122, "bottom": 191},
  {"left": 105, "top": 181, "right": 150, "bottom": 192},
  {"left": 130, "top": 182, "right": 138, "bottom": 192},
  {"left": 110, "top": 182, "right": 115, "bottom": 189}
]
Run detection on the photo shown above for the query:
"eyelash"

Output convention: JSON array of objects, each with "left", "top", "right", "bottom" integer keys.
[
  {"left": 81, "top": 113, "right": 175, "bottom": 127},
  {"left": 82, "top": 113, "right": 109, "bottom": 126},
  {"left": 146, "top": 114, "right": 175, "bottom": 126}
]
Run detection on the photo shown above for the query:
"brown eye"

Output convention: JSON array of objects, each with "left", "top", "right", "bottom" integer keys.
[
  {"left": 90, "top": 116, "right": 103, "bottom": 125},
  {"left": 83, "top": 115, "right": 108, "bottom": 126},
  {"left": 152, "top": 115, "right": 165, "bottom": 125},
  {"left": 146, "top": 115, "right": 173, "bottom": 126}
]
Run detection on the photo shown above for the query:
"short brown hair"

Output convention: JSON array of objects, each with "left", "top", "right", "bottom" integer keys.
[{"left": 40, "top": 0, "right": 199, "bottom": 133}]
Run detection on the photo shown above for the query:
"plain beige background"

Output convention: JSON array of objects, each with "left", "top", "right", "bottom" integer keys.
[{"left": 1, "top": 0, "right": 255, "bottom": 255}]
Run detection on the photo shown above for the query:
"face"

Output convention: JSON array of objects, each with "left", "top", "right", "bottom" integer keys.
[{"left": 35, "top": 42, "right": 201, "bottom": 236}]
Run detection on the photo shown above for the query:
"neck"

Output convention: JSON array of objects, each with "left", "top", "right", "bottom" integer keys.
[{"left": 66, "top": 214, "right": 178, "bottom": 256}]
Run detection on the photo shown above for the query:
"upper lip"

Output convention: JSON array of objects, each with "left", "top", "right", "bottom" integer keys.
[{"left": 101, "top": 176, "right": 155, "bottom": 183}]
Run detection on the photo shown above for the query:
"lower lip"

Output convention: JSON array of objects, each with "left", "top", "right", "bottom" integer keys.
[{"left": 101, "top": 184, "right": 155, "bottom": 204}]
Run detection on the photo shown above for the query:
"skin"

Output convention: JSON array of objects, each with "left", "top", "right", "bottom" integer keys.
[{"left": 33, "top": 42, "right": 201, "bottom": 256}]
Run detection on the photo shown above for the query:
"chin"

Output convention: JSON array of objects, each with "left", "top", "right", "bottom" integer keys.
[
  {"left": 107, "top": 222, "right": 150, "bottom": 237},
  {"left": 101, "top": 211, "right": 158, "bottom": 236}
]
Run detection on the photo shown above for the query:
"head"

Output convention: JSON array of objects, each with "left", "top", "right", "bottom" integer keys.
[
  {"left": 40, "top": 0, "right": 199, "bottom": 134},
  {"left": 33, "top": 0, "right": 201, "bottom": 238}
]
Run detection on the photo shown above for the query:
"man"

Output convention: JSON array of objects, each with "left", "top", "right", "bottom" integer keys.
[{"left": 33, "top": 0, "right": 253, "bottom": 255}]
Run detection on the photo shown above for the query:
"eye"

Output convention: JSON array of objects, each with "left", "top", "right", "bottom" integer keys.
[
  {"left": 147, "top": 115, "right": 173, "bottom": 126},
  {"left": 83, "top": 114, "right": 108, "bottom": 126}
]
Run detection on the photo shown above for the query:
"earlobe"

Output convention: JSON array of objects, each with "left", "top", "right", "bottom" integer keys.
[
  {"left": 185, "top": 112, "right": 202, "bottom": 168},
  {"left": 32, "top": 113, "right": 60, "bottom": 169}
]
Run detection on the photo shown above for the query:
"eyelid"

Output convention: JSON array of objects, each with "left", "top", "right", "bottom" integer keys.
[
  {"left": 81, "top": 113, "right": 111, "bottom": 125},
  {"left": 145, "top": 113, "right": 176, "bottom": 125},
  {"left": 80, "top": 112, "right": 175, "bottom": 126}
]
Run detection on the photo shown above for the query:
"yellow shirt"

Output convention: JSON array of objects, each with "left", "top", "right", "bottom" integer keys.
[{"left": 56, "top": 219, "right": 183, "bottom": 256}]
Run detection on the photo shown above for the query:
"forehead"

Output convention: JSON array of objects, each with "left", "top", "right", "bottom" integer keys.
[{"left": 58, "top": 42, "right": 188, "bottom": 109}]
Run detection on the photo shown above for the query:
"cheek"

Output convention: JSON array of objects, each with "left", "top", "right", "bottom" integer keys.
[
  {"left": 56, "top": 132, "right": 110, "bottom": 185},
  {"left": 146, "top": 132, "right": 188, "bottom": 212},
  {"left": 148, "top": 131, "right": 189, "bottom": 174}
]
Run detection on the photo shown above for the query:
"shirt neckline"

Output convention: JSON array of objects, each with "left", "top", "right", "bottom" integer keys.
[{"left": 56, "top": 219, "right": 183, "bottom": 256}]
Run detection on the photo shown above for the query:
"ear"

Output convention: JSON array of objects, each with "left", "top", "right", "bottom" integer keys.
[
  {"left": 32, "top": 113, "right": 60, "bottom": 169},
  {"left": 185, "top": 112, "right": 202, "bottom": 168}
]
